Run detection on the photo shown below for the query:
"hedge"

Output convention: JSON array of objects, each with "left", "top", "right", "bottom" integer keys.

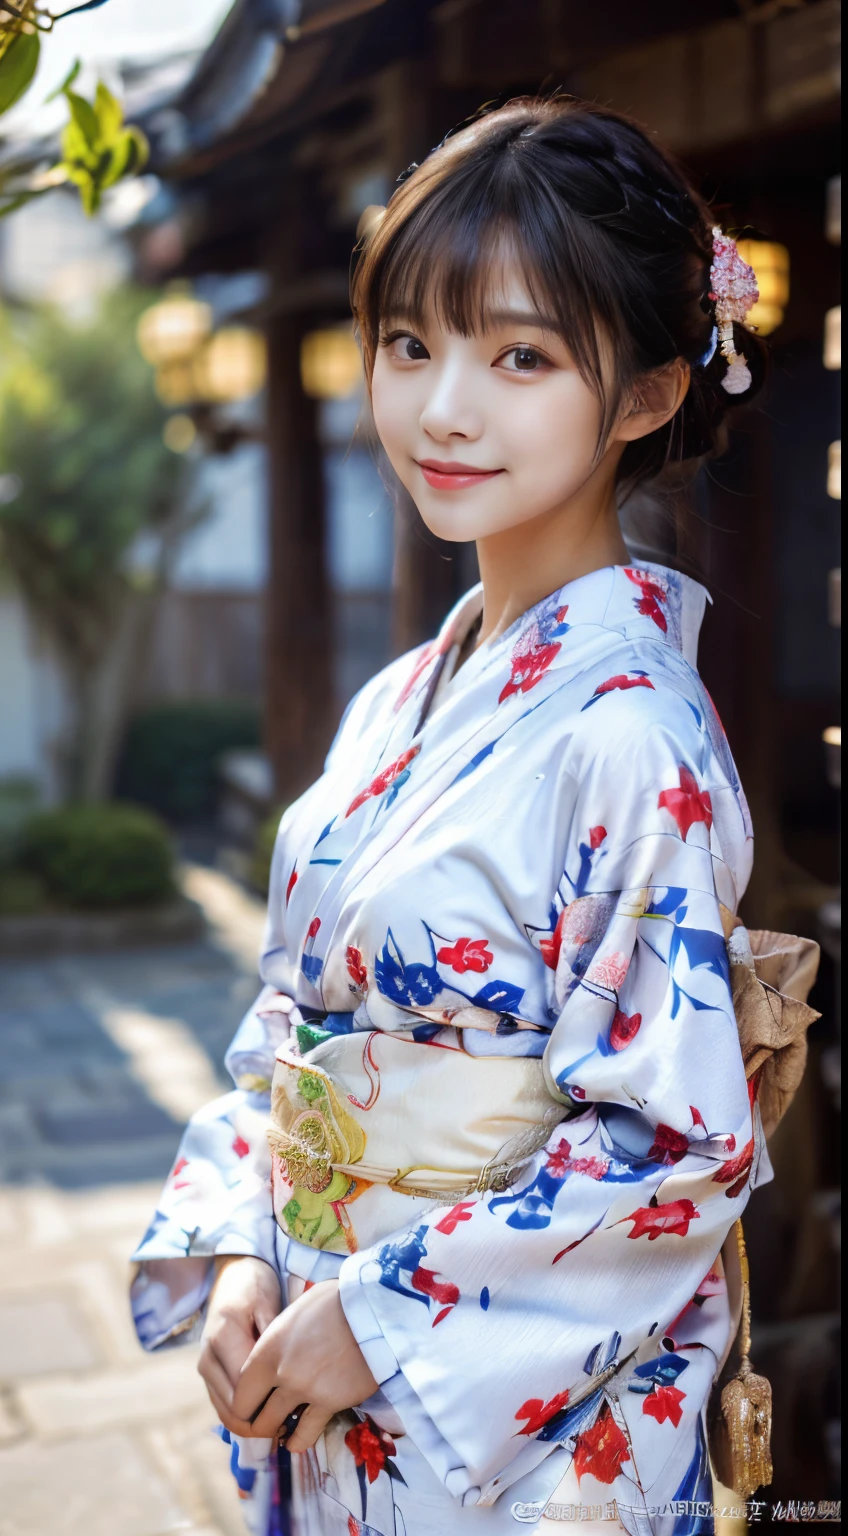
[
  {"left": 115, "top": 700, "right": 261, "bottom": 822},
  {"left": 25, "top": 802, "right": 175, "bottom": 908}
]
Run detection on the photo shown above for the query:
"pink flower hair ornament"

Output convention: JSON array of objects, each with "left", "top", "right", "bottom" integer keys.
[{"left": 707, "top": 226, "right": 760, "bottom": 395}]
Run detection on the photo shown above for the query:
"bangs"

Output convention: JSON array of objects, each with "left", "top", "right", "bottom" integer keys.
[{"left": 354, "top": 142, "right": 637, "bottom": 446}]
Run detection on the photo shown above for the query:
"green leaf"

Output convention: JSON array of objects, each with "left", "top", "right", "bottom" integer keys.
[
  {"left": 100, "top": 125, "right": 149, "bottom": 189},
  {"left": 0, "top": 30, "right": 40, "bottom": 118},
  {"left": 65, "top": 89, "right": 100, "bottom": 149},
  {"left": 60, "top": 116, "right": 99, "bottom": 173},
  {"left": 94, "top": 80, "right": 123, "bottom": 143},
  {"left": 44, "top": 58, "right": 81, "bottom": 105}
]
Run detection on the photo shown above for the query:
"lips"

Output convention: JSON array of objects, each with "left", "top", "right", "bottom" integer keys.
[{"left": 415, "top": 459, "right": 505, "bottom": 491}]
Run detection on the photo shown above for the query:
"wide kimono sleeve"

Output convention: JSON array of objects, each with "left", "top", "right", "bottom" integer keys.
[
  {"left": 338, "top": 715, "right": 766, "bottom": 1506},
  {"left": 129, "top": 974, "right": 292, "bottom": 1351}
]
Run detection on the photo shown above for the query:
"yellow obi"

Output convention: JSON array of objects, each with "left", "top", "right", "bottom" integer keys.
[{"left": 267, "top": 1029, "right": 567, "bottom": 1254}]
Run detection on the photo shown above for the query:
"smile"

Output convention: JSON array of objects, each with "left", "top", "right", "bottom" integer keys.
[{"left": 415, "top": 459, "right": 505, "bottom": 490}]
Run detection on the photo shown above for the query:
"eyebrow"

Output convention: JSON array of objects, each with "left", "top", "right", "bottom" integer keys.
[{"left": 380, "top": 307, "right": 563, "bottom": 334}]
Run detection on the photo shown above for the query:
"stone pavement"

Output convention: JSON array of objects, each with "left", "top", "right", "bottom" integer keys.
[{"left": 0, "top": 865, "right": 266, "bottom": 1536}]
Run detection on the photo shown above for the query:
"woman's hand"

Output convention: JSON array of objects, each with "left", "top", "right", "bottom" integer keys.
[
  {"left": 197, "top": 1256, "right": 282, "bottom": 1434},
  {"left": 231, "top": 1278, "right": 379, "bottom": 1450}
]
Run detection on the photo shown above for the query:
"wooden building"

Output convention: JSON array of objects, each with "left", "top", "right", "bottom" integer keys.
[{"left": 134, "top": 0, "right": 841, "bottom": 1501}]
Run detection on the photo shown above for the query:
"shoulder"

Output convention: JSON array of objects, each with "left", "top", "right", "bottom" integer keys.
[{"left": 566, "top": 641, "right": 711, "bottom": 763}]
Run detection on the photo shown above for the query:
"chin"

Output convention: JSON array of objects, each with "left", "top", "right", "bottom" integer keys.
[{"left": 412, "top": 495, "right": 518, "bottom": 544}]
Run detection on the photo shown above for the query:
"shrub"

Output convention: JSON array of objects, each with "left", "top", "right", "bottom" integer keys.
[
  {"left": 115, "top": 700, "right": 261, "bottom": 822},
  {"left": 25, "top": 802, "right": 175, "bottom": 908},
  {"left": 0, "top": 870, "right": 47, "bottom": 916},
  {"left": 251, "top": 805, "right": 287, "bottom": 896},
  {"left": 0, "top": 776, "right": 41, "bottom": 869}
]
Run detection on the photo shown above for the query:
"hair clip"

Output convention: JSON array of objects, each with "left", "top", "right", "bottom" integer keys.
[
  {"left": 396, "top": 161, "right": 419, "bottom": 185},
  {"left": 709, "top": 227, "right": 759, "bottom": 395}
]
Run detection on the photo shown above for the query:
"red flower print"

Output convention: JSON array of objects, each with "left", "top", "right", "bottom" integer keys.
[
  {"left": 609, "top": 1009, "right": 642, "bottom": 1050},
  {"left": 586, "top": 952, "right": 629, "bottom": 992},
  {"left": 545, "top": 1137, "right": 572, "bottom": 1177},
  {"left": 690, "top": 1104, "right": 706, "bottom": 1130},
  {"left": 589, "top": 825, "right": 607, "bottom": 850},
  {"left": 435, "top": 1200, "right": 475, "bottom": 1236},
  {"left": 346, "top": 744, "right": 421, "bottom": 818},
  {"left": 624, "top": 1199, "right": 700, "bottom": 1240},
  {"left": 539, "top": 909, "right": 567, "bottom": 969},
  {"left": 346, "top": 945, "right": 368, "bottom": 990},
  {"left": 643, "top": 1384, "right": 686, "bottom": 1428},
  {"left": 597, "top": 673, "right": 655, "bottom": 697},
  {"left": 170, "top": 1156, "right": 190, "bottom": 1189},
  {"left": 573, "top": 1404, "right": 631, "bottom": 1483},
  {"left": 658, "top": 765, "right": 713, "bottom": 841},
  {"left": 712, "top": 1137, "right": 754, "bottom": 1198},
  {"left": 285, "top": 867, "right": 298, "bottom": 905},
  {"left": 647, "top": 1124, "right": 690, "bottom": 1165},
  {"left": 436, "top": 937, "right": 494, "bottom": 974},
  {"left": 411, "top": 1266, "right": 460, "bottom": 1310},
  {"left": 515, "top": 1390, "right": 570, "bottom": 1436},
  {"left": 344, "top": 1416, "right": 397, "bottom": 1483},
  {"left": 307, "top": 916, "right": 321, "bottom": 939},
  {"left": 545, "top": 1139, "right": 609, "bottom": 1180},
  {"left": 624, "top": 568, "right": 669, "bottom": 632},
  {"left": 232, "top": 1135, "right": 250, "bottom": 1159},
  {"left": 498, "top": 640, "right": 561, "bottom": 704}
]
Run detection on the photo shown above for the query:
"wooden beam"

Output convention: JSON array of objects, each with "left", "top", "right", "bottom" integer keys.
[{"left": 264, "top": 309, "right": 334, "bottom": 804}]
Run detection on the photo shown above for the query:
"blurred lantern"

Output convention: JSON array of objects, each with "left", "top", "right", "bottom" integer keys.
[
  {"left": 822, "top": 726, "right": 841, "bottom": 790},
  {"left": 300, "top": 327, "right": 362, "bottom": 400},
  {"left": 137, "top": 284, "right": 212, "bottom": 366},
  {"left": 824, "top": 306, "right": 841, "bottom": 370},
  {"left": 154, "top": 361, "right": 197, "bottom": 407},
  {"left": 735, "top": 240, "right": 790, "bottom": 336},
  {"left": 827, "top": 441, "right": 841, "bottom": 500},
  {"left": 193, "top": 328, "right": 267, "bottom": 403},
  {"left": 163, "top": 414, "right": 197, "bottom": 453}
]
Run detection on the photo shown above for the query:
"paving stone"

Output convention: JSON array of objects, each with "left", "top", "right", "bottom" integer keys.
[
  {"left": 36, "top": 1097, "right": 180, "bottom": 1147},
  {"left": 0, "top": 1296, "right": 100, "bottom": 1379},
  {"left": 0, "top": 1104, "right": 41, "bottom": 1158},
  {"left": 18, "top": 1349, "right": 209, "bottom": 1436},
  {"left": 0, "top": 1430, "right": 192, "bottom": 1536}
]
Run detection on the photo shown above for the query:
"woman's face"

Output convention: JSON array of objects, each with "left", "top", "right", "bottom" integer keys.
[{"left": 370, "top": 263, "right": 619, "bottom": 544}]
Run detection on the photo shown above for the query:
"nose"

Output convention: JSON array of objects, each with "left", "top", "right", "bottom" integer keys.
[{"left": 418, "top": 354, "right": 484, "bottom": 443}]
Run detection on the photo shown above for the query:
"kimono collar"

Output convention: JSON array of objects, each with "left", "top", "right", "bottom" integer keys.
[{"left": 435, "top": 561, "right": 710, "bottom": 672}]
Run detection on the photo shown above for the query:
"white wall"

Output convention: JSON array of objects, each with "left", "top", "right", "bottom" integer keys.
[{"left": 0, "top": 590, "right": 68, "bottom": 802}]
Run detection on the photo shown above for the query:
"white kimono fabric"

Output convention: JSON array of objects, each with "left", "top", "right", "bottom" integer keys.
[{"left": 132, "top": 562, "right": 769, "bottom": 1536}]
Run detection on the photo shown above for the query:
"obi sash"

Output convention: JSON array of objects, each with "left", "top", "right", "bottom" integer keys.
[{"left": 267, "top": 1026, "right": 568, "bottom": 1254}]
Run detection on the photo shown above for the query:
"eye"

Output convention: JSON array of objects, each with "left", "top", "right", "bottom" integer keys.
[
  {"left": 497, "top": 345, "right": 548, "bottom": 373},
  {"left": 381, "top": 332, "right": 430, "bottom": 362}
]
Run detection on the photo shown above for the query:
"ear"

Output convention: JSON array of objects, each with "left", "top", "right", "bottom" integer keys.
[{"left": 615, "top": 358, "right": 691, "bottom": 444}]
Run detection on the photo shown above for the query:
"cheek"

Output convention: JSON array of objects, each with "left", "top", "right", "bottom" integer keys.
[
  {"left": 500, "top": 377, "right": 602, "bottom": 474},
  {"left": 371, "top": 361, "right": 410, "bottom": 456}
]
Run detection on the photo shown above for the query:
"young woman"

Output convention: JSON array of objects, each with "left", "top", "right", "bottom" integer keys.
[{"left": 132, "top": 98, "right": 770, "bottom": 1536}]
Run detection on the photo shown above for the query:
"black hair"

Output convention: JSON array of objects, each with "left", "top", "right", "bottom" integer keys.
[{"left": 352, "top": 96, "right": 766, "bottom": 493}]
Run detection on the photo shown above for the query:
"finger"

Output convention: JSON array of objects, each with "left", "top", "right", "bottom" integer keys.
[
  {"left": 197, "top": 1346, "right": 237, "bottom": 1410},
  {"left": 284, "top": 1403, "right": 333, "bottom": 1453},
  {"left": 254, "top": 1298, "right": 281, "bottom": 1334},
  {"left": 246, "top": 1386, "right": 301, "bottom": 1440},
  {"left": 231, "top": 1344, "right": 282, "bottom": 1421},
  {"left": 205, "top": 1379, "right": 256, "bottom": 1438},
  {"left": 209, "top": 1321, "right": 257, "bottom": 1390}
]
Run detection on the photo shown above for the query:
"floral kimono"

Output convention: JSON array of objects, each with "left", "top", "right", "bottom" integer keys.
[{"left": 132, "top": 562, "right": 769, "bottom": 1536}]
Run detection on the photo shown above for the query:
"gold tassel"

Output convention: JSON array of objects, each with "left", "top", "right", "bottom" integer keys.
[{"left": 715, "top": 1220, "right": 774, "bottom": 1498}]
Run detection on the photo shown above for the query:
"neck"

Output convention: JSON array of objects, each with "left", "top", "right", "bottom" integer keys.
[{"left": 474, "top": 456, "right": 629, "bottom": 646}]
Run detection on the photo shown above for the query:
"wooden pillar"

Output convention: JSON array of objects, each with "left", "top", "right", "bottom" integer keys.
[{"left": 264, "top": 310, "right": 333, "bottom": 803}]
